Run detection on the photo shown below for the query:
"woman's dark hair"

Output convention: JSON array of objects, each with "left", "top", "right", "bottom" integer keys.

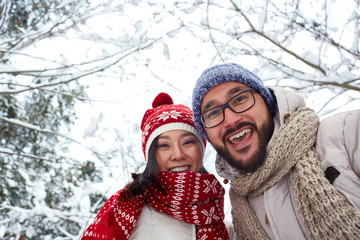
[{"left": 123, "top": 135, "right": 208, "bottom": 198}]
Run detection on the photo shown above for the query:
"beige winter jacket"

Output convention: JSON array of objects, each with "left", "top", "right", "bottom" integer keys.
[{"left": 215, "top": 87, "right": 360, "bottom": 239}]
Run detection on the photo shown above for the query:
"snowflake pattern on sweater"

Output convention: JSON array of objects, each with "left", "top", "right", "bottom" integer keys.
[{"left": 81, "top": 171, "right": 229, "bottom": 240}]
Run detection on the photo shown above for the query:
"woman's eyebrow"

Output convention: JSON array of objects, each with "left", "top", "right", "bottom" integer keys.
[
  {"left": 158, "top": 135, "right": 170, "bottom": 140},
  {"left": 181, "top": 132, "right": 194, "bottom": 137}
]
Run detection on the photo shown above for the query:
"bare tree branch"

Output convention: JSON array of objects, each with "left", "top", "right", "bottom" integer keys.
[
  {"left": 0, "top": 147, "right": 56, "bottom": 163},
  {"left": 229, "top": 0, "right": 327, "bottom": 75},
  {"left": 0, "top": 116, "right": 106, "bottom": 160}
]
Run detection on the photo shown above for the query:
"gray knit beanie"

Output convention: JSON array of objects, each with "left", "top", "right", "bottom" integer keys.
[{"left": 192, "top": 63, "right": 276, "bottom": 141}]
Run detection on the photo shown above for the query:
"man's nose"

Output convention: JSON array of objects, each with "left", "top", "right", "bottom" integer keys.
[{"left": 222, "top": 107, "right": 242, "bottom": 128}]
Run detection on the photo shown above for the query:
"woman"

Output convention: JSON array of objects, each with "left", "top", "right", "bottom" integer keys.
[{"left": 81, "top": 92, "right": 230, "bottom": 240}]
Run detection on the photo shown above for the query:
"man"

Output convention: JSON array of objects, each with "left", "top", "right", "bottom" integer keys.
[{"left": 192, "top": 63, "right": 360, "bottom": 240}]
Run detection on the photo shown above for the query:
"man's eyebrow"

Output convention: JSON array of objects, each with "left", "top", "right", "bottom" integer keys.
[
  {"left": 201, "top": 86, "right": 248, "bottom": 113},
  {"left": 227, "top": 86, "right": 246, "bottom": 96},
  {"left": 202, "top": 100, "right": 216, "bottom": 113}
]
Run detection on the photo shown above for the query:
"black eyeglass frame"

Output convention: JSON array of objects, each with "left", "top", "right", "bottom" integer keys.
[{"left": 199, "top": 89, "right": 256, "bottom": 128}]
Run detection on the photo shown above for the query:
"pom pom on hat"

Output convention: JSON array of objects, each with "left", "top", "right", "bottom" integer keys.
[
  {"left": 152, "top": 92, "right": 173, "bottom": 108},
  {"left": 141, "top": 92, "right": 206, "bottom": 161}
]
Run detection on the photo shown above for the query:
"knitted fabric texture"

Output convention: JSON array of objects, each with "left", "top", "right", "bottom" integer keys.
[
  {"left": 141, "top": 92, "right": 206, "bottom": 160},
  {"left": 229, "top": 107, "right": 360, "bottom": 240},
  {"left": 81, "top": 171, "right": 229, "bottom": 240},
  {"left": 192, "top": 63, "right": 276, "bottom": 142}
]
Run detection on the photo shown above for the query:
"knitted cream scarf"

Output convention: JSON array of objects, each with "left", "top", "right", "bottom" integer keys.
[{"left": 230, "top": 107, "right": 360, "bottom": 240}]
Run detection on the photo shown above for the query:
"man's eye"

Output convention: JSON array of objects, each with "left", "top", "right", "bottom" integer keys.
[
  {"left": 205, "top": 108, "right": 221, "bottom": 119},
  {"left": 232, "top": 95, "right": 246, "bottom": 105}
]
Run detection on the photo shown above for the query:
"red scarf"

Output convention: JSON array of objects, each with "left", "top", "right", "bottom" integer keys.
[{"left": 81, "top": 171, "right": 229, "bottom": 240}]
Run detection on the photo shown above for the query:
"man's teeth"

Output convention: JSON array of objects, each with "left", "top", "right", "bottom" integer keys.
[
  {"left": 169, "top": 166, "right": 190, "bottom": 172},
  {"left": 229, "top": 129, "right": 251, "bottom": 141}
]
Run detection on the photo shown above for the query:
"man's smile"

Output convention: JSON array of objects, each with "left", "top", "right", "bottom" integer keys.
[{"left": 228, "top": 128, "right": 252, "bottom": 144}]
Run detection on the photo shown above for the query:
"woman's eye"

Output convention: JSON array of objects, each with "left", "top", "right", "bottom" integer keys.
[
  {"left": 183, "top": 140, "right": 195, "bottom": 145},
  {"left": 157, "top": 143, "right": 169, "bottom": 148}
]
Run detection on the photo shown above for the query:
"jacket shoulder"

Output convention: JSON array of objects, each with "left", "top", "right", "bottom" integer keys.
[
  {"left": 315, "top": 109, "right": 360, "bottom": 209},
  {"left": 316, "top": 109, "right": 360, "bottom": 168}
]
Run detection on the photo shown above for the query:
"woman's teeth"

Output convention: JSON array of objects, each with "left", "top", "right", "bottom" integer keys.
[
  {"left": 229, "top": 128, "right": 251, "bottom": 141},
  {"left": 169, "top": 166, "right": 190, "bottom": 172}
]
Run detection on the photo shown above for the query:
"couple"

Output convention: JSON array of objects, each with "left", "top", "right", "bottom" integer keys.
[{"left": 82, "top": 63, "right": 360, "bottom": 239}]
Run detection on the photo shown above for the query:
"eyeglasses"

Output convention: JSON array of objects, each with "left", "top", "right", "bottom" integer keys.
[{"left": 199, "top": 89, "right": 256, "bottom": 128}]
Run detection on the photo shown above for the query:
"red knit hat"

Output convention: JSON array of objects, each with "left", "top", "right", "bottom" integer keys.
[{"left": 141, "top": 92, "right": 206, "bottom": 160}]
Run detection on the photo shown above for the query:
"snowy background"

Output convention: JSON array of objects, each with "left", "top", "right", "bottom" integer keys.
[{"left": 1, "top": 0, "right": 359, "bottom": 239}]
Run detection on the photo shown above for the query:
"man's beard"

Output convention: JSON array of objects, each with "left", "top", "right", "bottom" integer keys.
[{"left": 213, "top": 117, "right": 274, "bottom": 173}]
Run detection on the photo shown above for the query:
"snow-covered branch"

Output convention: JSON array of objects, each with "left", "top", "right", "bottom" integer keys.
[
  {"left": 229, "top": 0, "right": 327, "bottom": 75},
  {"left": 0, "top": 116, "right": 106, "bottom": 161}
]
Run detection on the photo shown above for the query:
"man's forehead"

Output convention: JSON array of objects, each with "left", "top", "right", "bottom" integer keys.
[{"left": 201, "top": 82, "right": 249, "bottom": 112}]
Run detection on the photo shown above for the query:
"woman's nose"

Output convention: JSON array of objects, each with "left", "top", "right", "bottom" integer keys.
[{"left": 171, "top": 145, "right": 185, "bottom": 161}]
